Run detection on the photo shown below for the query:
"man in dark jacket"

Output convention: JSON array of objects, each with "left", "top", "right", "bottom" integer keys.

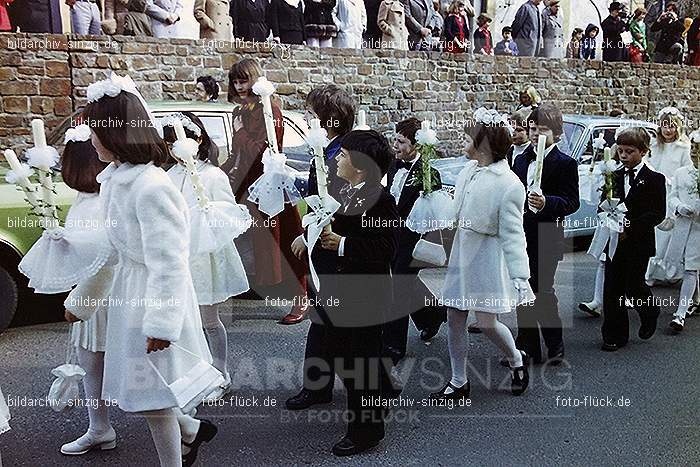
[
  {"left": 601, "top": 1, "right": 628, "bottom": 62},
  {"left": 7, "top": 0, "right": 62, "bottom": 32},
  {"left": 363, "top": 0, "right": 382, "bottom": 47},
  {"left": 650, "top": 2, "right": 685, "bottom": 63},
  {"left": 511, "top": 0, "right": 543, "bottom": 56}
]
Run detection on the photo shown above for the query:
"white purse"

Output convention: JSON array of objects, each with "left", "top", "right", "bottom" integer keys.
[
  {"left": 412, "top": 236, "right": 447, "bottom": 267},
  {"left": 147, "top": 344, "right": 224, "bottom": 414}
]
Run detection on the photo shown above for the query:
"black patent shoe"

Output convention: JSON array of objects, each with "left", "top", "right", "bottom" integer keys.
[
  {"left": 331, "top": 435, "right": 382, "bottom": 457},
  {"left": 510, "top": 365, "right": 529, "bottom": 396},
  {"left": 430, "top": 381, "right": 470, "bottom": 401},
  {"left": 182, "top": 419, "right": 217, "bottom": 467},
  {"left": 285, "top": 389, "right": 333, "bottom": 411},
  {"left": 499, "top": 350, "right": 530, "bottom": 368}
]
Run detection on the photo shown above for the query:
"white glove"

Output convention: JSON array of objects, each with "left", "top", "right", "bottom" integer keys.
[
  {"left": 677, "top": 204, "right": 695, "bottom": 217},
  {"left": 513, "top": 278, "right": 534, "bottom": 305}
]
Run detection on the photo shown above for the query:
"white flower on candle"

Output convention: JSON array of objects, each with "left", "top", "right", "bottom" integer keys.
[
  {"left": 416, "top": 128, "right": 438, "bottom": 145},
  {"left": 600, "top": 160, "right": 621, "bottom": 174},
  {"left": 252, "top": 77, "right": 276, "bottom": 98},
  {"left": 64, "top": 124, "right": 92, "bottom": 144},
  {"left": 87, "top": 79, "right": 124, "bottom": 103},
  {"left": 26, "top": 146, "right": 60, "bottom": 170},
  {"left": 306, "top": 127, "right": 330, "bottom": 148},
  {"left": 690, "top": 130, "right": 700, "bottom": 144},
  {"left": 172, "top": 139, "right": 200, "bottom": 160},
  {"left": 6, "top": 163, "right": 34, "bottom": 184},
  {"left": 592, "top": 132, "right": 606, "bottom": 150}
]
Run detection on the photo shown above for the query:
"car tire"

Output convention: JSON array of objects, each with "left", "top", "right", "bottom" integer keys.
[{"left": 0, "top": 265, "right": 18, "bottom": 335}]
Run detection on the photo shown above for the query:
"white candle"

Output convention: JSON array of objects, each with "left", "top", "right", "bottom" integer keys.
[
  {"left": 173, "top": 119, "right": 186, "bottom": 141},
  {"left": 254, "top": 78, "right": 279, "bottom": 155},
  {"left": 603, "top": 147, "right": 611, "bottom": 162},
  {"left": 173, "top": 120, "right": 209, "bottom": 208},
  {"left": 3, "top": 149, "right": 41, "bottom": 208},
  {"left": 532, "top": 134, "right": 547, "bottom": 193},
  {"left": 31, "top": 119, "right": 47, "bottom": 148},
  {"left": 357, "top": 110, "right": 366, "bottom": 128},
  {"left": 310, "top": 118, "right": 329, "bottom": 199},
  {"left": 421, "top": 120, "right": 430, "bottom": 131}
]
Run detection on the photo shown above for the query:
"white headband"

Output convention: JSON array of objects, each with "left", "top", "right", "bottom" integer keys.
[
  {"left": 160, "top": 113, "right": 202, "bottom": 138},
  {"left": 473, "top": 107, "right": 512, "bottom": 133},
  {"left": 64, "top": 124, "right": 92, "bottom": 144}
]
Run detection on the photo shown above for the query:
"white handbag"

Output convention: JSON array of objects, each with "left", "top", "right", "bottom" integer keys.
[
  {"left": 620, "top": 31, "right": 633, "bottom": 46},
  {"left": 47, "top": 325, "right": 86, "bottom": 413},
  {"left": 147, "top": 344, "right": 224, "bottom": 414},
  {"left": 412, "top": 234, "right": 447, "bottom": 267}
]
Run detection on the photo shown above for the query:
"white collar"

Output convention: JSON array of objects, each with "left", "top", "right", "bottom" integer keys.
[
  {"left": 351, "top": 181, "right": 366, "bottom": 190},
  {"left": 284, "top": 0, "right": 300, "bottom": 7},
  {"left": 466, "top": 158, "right": 510, "bottom": 174},
  {"left": 97, "top": 161, "right": 153, "bottom": 185},
  {"left": 627, "top": 161, "right": 644, "bottom": 174}
]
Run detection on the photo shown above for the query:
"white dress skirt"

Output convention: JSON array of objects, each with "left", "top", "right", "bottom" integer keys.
[{"left": 0, "top": 385, "right": 10, "bottom": 435}]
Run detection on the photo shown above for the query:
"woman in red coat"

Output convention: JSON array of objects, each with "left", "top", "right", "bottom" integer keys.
[
  {"left": 0, "top": 0, "right": 15, "bottom": 31},
  {"left": 224, "top": 58, "right": 309, "bottom": 324}
]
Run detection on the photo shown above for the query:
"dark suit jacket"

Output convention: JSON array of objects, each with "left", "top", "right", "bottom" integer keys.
[
  {"left": 231, "top": 0, "right": 270, "bottom": 41},
  {"left": 311, "top": 183, "right": 399, "bottom": 327},
  {"left": 607, "top": 164, "right": 666, "bottom": 259},
  {"left": 512, "top": 145, "right": 580, "bottom": 263},
  {"left": 386, "top": 158, "right": 441, "bottom": 273}
]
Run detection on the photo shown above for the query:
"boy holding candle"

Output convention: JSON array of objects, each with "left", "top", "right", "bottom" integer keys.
[
  {"left": 601, "top": 128, "right": 665, "bottom": 350},
  {"left": 510, "top": 103, "right": 579, "bottom": 365},
  {"left": 290, "top": 130, "right": 398, "bottom": 456}
]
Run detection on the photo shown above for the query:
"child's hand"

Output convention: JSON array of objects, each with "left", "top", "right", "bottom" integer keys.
[
  {"left": 64, "top": 310, "right": 79, "bottom": 323},
  {"left": 320, "top": 230, "right": 341, "bottom": 251},
  {"left": 291, "top": 235, "right": 307, "bottom": 259},
  {"left": 527, "top": 192, "right": 545, "bottom": 210},
  {"left": 146, "top": 337, "right": 171, "bottom": 353}
]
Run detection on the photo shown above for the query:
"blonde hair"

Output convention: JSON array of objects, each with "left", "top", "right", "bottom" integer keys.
[{"left": 656, "top": 111, "right": 688, "bottom": 145}]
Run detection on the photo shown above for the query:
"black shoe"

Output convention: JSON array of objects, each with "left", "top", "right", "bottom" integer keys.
[
  {"left": 430, "top": 381, "right": 470, "bottom": 401},
  {"left": 639, "top": 312, "right": 659, "bottom": 340},
  {"left": 331, "top": 435, "right": 382, "bottom": 457},
  {"left": 285, "top": 389, "right": 333, "bottom": 411},
  {"left": 467, "top": 325, "right": 482, "bottom": 334},
  {"left": 601, "top": 342, "right": 621, "bottom": 352},
  {"left": 578, "top": 301, "right": 602, "bottom": 318},
  {"left": 510, "top": 365, "right": 529, "bottom": 396},
  {"left": 420, "top": 325, "right": 441, "bottom": 342},
  {"left": 499, "top": 350, "right": 535, "bottom": 367},
  {"left": 547, "top": 345, "right": 565, "bottom": 366},
  {"left": 182, "top": 419, "right": 217, "bottom": 467}
]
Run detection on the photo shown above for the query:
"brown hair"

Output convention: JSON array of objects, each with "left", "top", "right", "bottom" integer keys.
[
  {"left": 305, "top": 85, "right": 357, "bottom": 136},
  {"left": 162, "top": 111, "right": 220, "bottom": 166},
  {"left": 465, "top": 122, "right": 512, "bottom": 162},
  {"left": 616, "top": 127, "right": 650, "bottom": 153},
  {"left": 82, "top": 92, "right": 169, "bottom": 166},
  {"left": 396, "top": 117, "right": 422, "bottom": 145},
  {"left": 477, "top": 13, "right": 492, "bottom": 27},
  {"left": 61, "top": 140, "right": 108, "bottom": 193},
  {"left": 528, "top": 103, "right": 564, "bottom": 138},
  {"left": 510, "top": 109, "right": 530, "bottom": 130},
  {"left": 447, "top": 0, "right": 464, "bottom": 15},
  {"left": 227, "top": 58, "right": 264, "bottom": 104},
  {"left": 633, "top": 7, "right": 647, "bottom": 18}
]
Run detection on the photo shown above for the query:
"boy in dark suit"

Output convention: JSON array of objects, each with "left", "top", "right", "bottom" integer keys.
[
  {"left": 383, "top": 117, "right": 446, "bottom": 364},
  {"left": 511, "top": 103, "right": 580, "bottom": 364},
  {"left": 280, "top": 85, "right": 356, "bottom": 325},
  {"left": 601, "top": 127, "right": 665, "bottom": 351},
  {"left": 291, "top": 130, "right": 399, "bottom": 456}
]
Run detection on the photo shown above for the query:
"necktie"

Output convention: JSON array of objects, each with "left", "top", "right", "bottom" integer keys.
[
  {"left": 625, "top": 167, "right": 636, "bottom": 184},
  {"left": 339, "top": 184, "right": 359, "bottom": 208},
  {"left": 396, "top": 160, "right": 412, "bottom": 170},
  {"left": 525, "top": 148, "right": 537, "bottom": 164}
]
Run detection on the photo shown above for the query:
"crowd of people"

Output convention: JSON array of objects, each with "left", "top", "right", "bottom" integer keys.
[
  {"left": 1, "top": 0, "right": 699, "bottom": 65},
  {"left": 1, "top": 51, "right": 698, "bottom": 464}
]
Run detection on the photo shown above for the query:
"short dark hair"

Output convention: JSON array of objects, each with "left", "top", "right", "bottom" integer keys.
[
  {"left": 528, "top": 103, "right": 564, "bottom": 137},
  {"left": 61, "top": 140, "right": 108, "bottom": 193},
  {"left": 395, "top": 117, "right": 422, "bottom": 145},
  {"left": 306, "top": 85, "right": 357, "bottom": 136},
  {"left": 341, "top": 130, "right": 392, "bottom": 182},
  {"left": 465, "top": 122, "right": 512, "bottom": 162},
  {"left": 196, "top": 75, "right": 219, "bottom": 100},
  {"left": 502, "top": 26, "right": 512, "bottom": 35},
  {"left": 666, "top": 2, "right": 678, "bottom": 13},
  {"left": 477, "top": 13, "right": 492, "bottom": 26},
  {"left": 162, "top": 111, "right": 220, "bottom": 166},
  {"left": 609, "top": 108, "right": 625, "bottom": 118},
  {"left": 227, "top": 58, "right": 263, "bottom": 104},
  {"left": 616, "top": 127, "right": 650, "bottom": 153},
  {"left": 571, "top": 27, "right": 583, "bottom": 38},
  {"left": 82, "top": 91, "right": 170, "bottom": 166}
]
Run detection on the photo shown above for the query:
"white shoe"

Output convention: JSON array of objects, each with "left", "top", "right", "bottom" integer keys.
[
  {"left": 203, "top": 373, "right": 232, "bottom": 402},
  {"left": 60, "top": 427, "right": 117, "bottom": 456},
  {"left": 578, "top": 301, "right": 601, "bottom": 317},
  {"left": 669, "top": 316, "right": 685, "bottom": 333}
]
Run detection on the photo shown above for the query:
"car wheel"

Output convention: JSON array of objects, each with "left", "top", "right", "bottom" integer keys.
[{"left": 0, "top": 265, "right": 19, "bottom": 335}]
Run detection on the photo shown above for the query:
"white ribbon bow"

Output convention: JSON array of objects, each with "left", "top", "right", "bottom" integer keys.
[
  {"left": 591, "top": 198, "right": 628, "bottom": 259},
  {"left": 301, "top": 194, "right": 341, "bottom": 291}
]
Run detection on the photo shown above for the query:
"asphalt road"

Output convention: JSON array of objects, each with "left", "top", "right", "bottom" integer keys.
[{"left": 1, "top": 251, "right": 699, "bottom": 466}]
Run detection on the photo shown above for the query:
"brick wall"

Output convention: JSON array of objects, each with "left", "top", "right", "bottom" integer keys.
[{"left": 1, "top": 32, "right": 699, "bottom": 155}]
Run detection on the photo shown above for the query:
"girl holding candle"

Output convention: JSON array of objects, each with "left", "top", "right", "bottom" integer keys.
[
  {"left": 432, "top": 113, "right": 533, "bottom": 400},
  {"left": 162, "top": 111, "right": 250, "bottom": 399},
  {"left": 223, "top": 58, "right": 308, "bottom": 323},
  {"left": 64, "top": 80, "right": 219, "bottom": 467},
  {"left": 645, "top": 107, "right": 693, "bottom": 285},
  {"left": 56, "top": 125, "right": 118, "bottom": 456}
]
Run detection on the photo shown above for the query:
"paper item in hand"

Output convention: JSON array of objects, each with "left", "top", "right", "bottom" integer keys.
[
  {"left": 247, "top": 149, "right": 302, "bottom": 217},
  {"left": 301, "top": 193, "right": 341, "bottom": 291}
]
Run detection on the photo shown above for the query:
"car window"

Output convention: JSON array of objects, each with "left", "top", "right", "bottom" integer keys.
[
  {"left": 562, "top": 122, "right": 584, "bottom": 158},
  {"left": 196, "top": 115, "right": 229, "bottom": 165},
  {"left": 283, "top": 115, "right": 308, "bottom": 149},
  {"left": 580, "top": 127, "right": 618, "bottom": 164}
]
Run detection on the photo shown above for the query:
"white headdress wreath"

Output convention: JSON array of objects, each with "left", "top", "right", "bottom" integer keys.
[
  {"left": 473, "top": 107, "right": 513, "bottom": 134},
  {"left": 160, "top": 113, "right": 202, "bottom": 138},
  {"left": 64, "top": 124, "right": 92, "bottom": 144}
]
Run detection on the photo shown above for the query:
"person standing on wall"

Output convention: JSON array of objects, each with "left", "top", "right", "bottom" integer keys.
[
  {"left": 511, "top": 0, "right": 543, "bottom": 57},
  {"left": 541, "top": 0, "right": 564, "bottom": 58},
  {"left": 601, "top": 2, "right": 629, "bottom": 62}
]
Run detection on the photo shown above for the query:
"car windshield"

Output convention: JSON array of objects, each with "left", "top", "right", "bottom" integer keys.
[{"left": 561, "top": 121, "right": 585, "bottom": 156}]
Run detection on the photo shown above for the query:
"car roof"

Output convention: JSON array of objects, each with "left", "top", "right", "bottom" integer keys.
[
  {"left": 147, "top": 100, "right": 235, "bottom": 112},
  {"left": 563, "top": 114, "right": 657, "bottom": 128}
]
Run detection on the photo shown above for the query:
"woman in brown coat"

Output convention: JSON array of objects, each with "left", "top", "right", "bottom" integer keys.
[
  {"left": 223, "top": 58, "right": 309, "bottom": 324},
  {"left": 377, "top": 0, "right": 408, "bottom": 50},
  {"left": 194, "top": 0, "right": 232, "bottom": 40}
]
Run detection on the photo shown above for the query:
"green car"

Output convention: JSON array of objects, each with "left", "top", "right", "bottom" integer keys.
[{"left": 0, "top": 101, "right": 310, "bottom": 334}]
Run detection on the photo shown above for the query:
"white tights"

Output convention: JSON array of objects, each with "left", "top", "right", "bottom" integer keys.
[
  {"left": 76, "top": 347, "right": 111, "bottom": 434},
  {"left": 675, "top": 271, "right": 699, "bottom": 318},
  {"left": 447, "top": 308, "right": 522, "bottom": 387},
  {"left": 307, "top": 37, "right": 333, "bottom": 48},
  {"left": 200, "top": 303, "right": 229, "bottom": 379},
  {"left": 591, "top": 261, "right": 605, "bottom": 307},
  {"left": 140, "top": 409, "right": 200, "bottom": 466}
]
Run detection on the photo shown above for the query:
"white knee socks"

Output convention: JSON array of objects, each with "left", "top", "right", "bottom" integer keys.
[
  {"left": 76, "top": 347, "right": 111, "bottom": 434},
  {"left": 447, "top": 309, "right": 469, "bottom": 387},
  {"left": 592, "top": 261, "right": 605, "bottom": 308},
  {"left": 475, "top": 312, "right": 522, "bottom": 368},
  {"left": 143, "top": 409, "right": 182, "bottom": 466},
  {"left": 200, "top": 304, "right": 229, "bottom": 379},
  {"left": 675, "top": 271, "right": 699, "bottom": 318}
]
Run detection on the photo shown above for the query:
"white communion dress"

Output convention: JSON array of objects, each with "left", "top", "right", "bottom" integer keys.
[
  {"left": 65, "top": 162, "right": 217, "bottom": 413},
  {"left": 0, "top": 384, "right": 9, "bottom": 435}
]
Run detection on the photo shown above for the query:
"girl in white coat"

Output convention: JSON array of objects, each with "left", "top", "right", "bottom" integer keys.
[
  {"left": 57, "top": 126, "right": 117, "bottom": 456},
  {"left": 666, "top": 153, "right": 700, "bottom": 332},
  {"left": 430, "top": 117, "right": 533, "bottom": 401},
  {"left": 148, "top": 0, "right": 200, "bottom": 39},
  {"left": 65, "top": 85, "right": 219, "bottom": 467},
  {"left": 162, "top": 112, "right": 251, "bottom": 399},
  {"left": 645, "top": 107, "right": 693, "bottom": 284},
  {"left": 332, "top": 0, "right": 366, "bottom": 48}
]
